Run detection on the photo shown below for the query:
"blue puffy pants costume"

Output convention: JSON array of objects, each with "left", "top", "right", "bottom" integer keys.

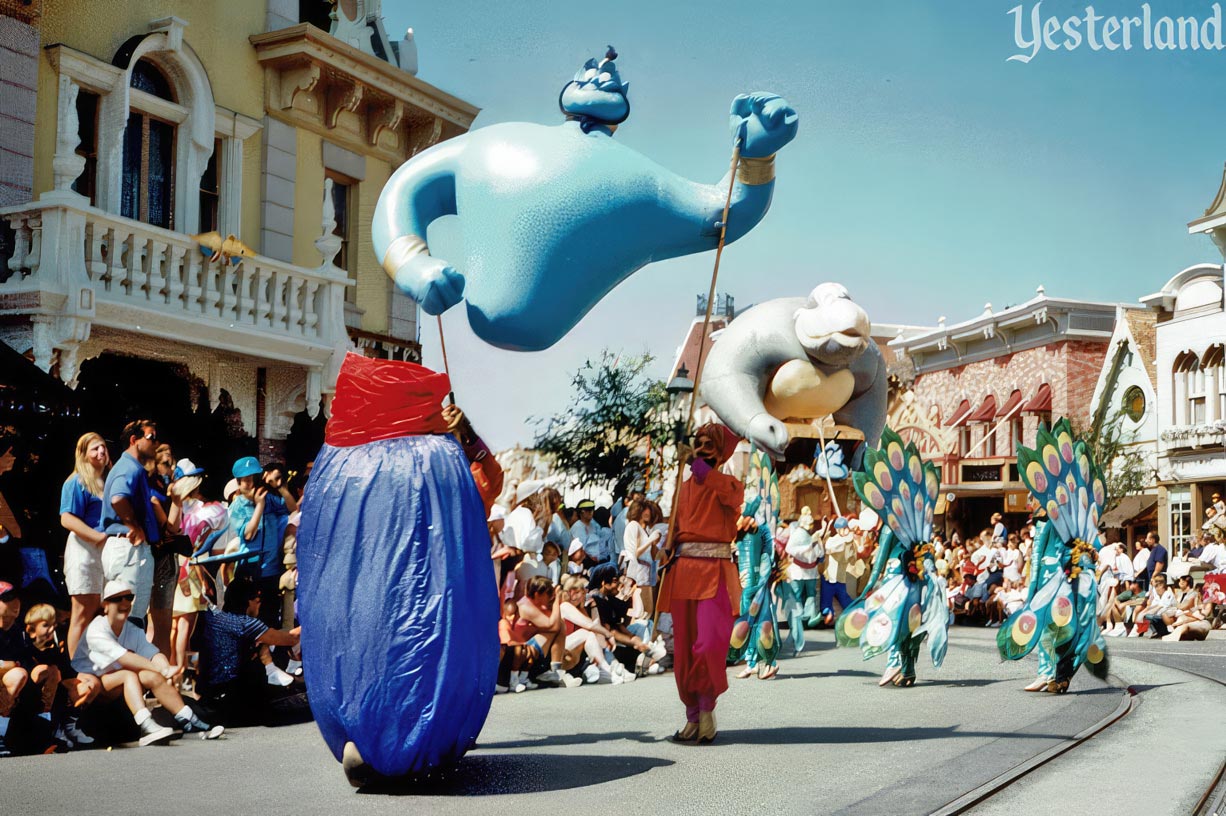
[{"left": 297, "top": 354, "right": 499, "bottom": 779}]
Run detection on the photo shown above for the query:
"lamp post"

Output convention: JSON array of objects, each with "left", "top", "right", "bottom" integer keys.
[{"left": 665, "top": 363, "right": 694, "bottom": 445}]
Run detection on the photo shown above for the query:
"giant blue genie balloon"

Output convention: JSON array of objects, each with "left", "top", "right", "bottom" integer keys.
[{"left": 372, "top": 47, "right": 799, "bottom": 351}]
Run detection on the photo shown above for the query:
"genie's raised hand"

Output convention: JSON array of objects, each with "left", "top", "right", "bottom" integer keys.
[{"left": 729, "top": 93, "right": 799, "bottom": 158}]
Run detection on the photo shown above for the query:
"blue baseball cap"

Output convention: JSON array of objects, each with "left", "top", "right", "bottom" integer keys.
[
  {"left": 833, "top": 517, "right": 849, "bottom": 530},
  {"left": 232, "top": 456, "right": 262, "bottom": 479}
]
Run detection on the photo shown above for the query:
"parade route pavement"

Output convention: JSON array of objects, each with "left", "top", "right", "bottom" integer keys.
[{"left": 4, "top": 627, "right": 1220, "bottom": 815}]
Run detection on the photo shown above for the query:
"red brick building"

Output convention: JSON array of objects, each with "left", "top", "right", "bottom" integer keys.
[{"left": 887, "top": 291, "right": 1132, "bottom": 538}]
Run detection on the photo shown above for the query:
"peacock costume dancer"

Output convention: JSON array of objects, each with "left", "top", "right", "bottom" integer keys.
[
  {"left": 997, "top": 419, "right": 1109, "bottom": 694},
  {"left": 728, "top": 448, "right": 803, "bottom": 680},
  {"left": 836, "top": 429, "right": 949, "bottom": 687}
]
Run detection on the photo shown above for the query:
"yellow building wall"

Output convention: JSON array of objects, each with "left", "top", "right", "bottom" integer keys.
[
  {"left": 356, "top": 155, "right": 394, "bottom": 335},
  {"left": 32, "top": 1, "right": 265, "bottom": 212},
  {"left": 292, "top": 129, "right": 324, "bottom": 270}
]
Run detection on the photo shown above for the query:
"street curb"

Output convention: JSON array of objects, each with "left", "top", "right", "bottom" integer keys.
[{"left": 927, "top": 673, "right": 1134, "bottom": 816}]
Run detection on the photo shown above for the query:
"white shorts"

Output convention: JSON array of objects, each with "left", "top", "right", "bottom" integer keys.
[
  {"left": 63, "top": 532, "right": 105, "bottom": 596},
  {"left": 565, "top": 629, "right": 594, "bottom": 651},
  {"left": 101, "top": 537, "right": 154, "bottom": 620}
]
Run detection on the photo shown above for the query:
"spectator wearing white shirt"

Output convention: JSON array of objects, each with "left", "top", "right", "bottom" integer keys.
[
  {"left": 621, "top": 500, "right": 662, "bottom": 619},
  {"left": 1132, "top": 540, "right": 1152, "bottom": 588},
  {"left": 72, "top": 580, "right": 223, "bottom": 745},
  {"left": 785, "top": 509, "right": 823, "bottom": 628},
  {"left": 1136, "top": 574, "right": 1174, "bottom": 638}
]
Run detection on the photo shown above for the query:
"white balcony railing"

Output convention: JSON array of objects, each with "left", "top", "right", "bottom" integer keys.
[{"left": 2, "top": 201, "right": 349, "bottom": 345}]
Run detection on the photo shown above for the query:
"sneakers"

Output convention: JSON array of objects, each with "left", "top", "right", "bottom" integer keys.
[
  {"left": 286, "top": 658, "right": 304, "bottom": 677},
  {"left": 494, "top": 683, "right": 509, "bottom": 694},
  {"left": 556, "top": 670, "right": 582, "bottom": 689},
  {"left": 266, "top": 664, "right": 295, "bottom": 687},
  {"left": 509, "top": 671, "right": 534, "bottom": 692},
  {"left": 57, "top": 714, "right": 96, "bottom": 750},
  {"left": 533, "top": 670, "right": 560, "bottom": 684},
  {"left": 1126, "top": 628, "right": 1141, "bottom": 638},
  {"left": 647, "top": 637, "right": 667, "bottom": 662},
  {"left": 138, "top": 718, "right": 176, "bottom": 747},
  {"left": 613, "top": 661, "right": 636, "bottom": 683},
  {"left": 646, "top": 663, "right": 664, "bottom": 676},
  {"left": 1106, "top": 622, "right": 1126, "bottom": 637},
  {"left": 597, "top": 665, "right": 624, "bottom": 685},
  {"left": 180, "top": 715, "right": 225, "bottom": 740},
  {"left": 582, "top": 664, "right": 600, "bottom": 685}
]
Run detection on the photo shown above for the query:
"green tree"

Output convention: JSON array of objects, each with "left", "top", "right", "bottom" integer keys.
[
  {"left": 531, "top": 351, "right": 673, "bottom": 497},
  {"left": 1079, "top": 409, "right": 1153, "bottom": 517}
]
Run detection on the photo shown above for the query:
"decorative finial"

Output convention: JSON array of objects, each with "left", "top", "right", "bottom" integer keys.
[
  {"left": 983, "top": 302, "right": 993, "bottom": 314},
  {"left": 938, "top": 315, "right": 946, "bottom": 327},
  {"left": 1036, "top": 284, "right": 1045, "bottom": 296}
]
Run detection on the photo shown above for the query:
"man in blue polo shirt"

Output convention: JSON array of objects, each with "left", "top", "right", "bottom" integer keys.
[{"left": 99, "top": 420, "right": 162, "bottom": 625}]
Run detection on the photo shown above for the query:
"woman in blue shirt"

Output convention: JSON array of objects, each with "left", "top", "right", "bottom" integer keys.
[{"left": 60, "top": 432, "right": 111, "bottom": 657}]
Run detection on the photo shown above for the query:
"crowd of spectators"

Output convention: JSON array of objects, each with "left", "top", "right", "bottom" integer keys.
[
  {"left": 0, "top": 419, "right": 307, "bottom": 756},
  {"left": 3, "top": 411, "right": 1223, "bottom": 757}
]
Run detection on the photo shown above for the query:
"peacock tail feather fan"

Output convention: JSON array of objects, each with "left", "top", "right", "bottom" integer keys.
[
  {"left": 729, "top": 446, "right": 785, "bottom": 666},
  {"left": 1015, "top": 418, "right": 1107, "bottom": 550},
  {"left": 853, "top": 427, "right": 940, "bottom": 548}
]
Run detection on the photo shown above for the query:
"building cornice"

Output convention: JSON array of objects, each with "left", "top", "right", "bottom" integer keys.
[
  {"left": 249, "top": 24, "right": 480, "bottom": 163},
  {"left": 890, "top": 295, "right": 1125, "bottom": 373}
]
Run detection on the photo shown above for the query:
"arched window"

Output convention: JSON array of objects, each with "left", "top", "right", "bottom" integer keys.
[
  {"left": 1204, "top": 345, "right": 1225, "bottom": 424},
  {"left": 1173, "top": 351, "right": 1202, "bottom": 426},
  {"left": 121, "top": 59, "right": 181, "bottom": 229}
]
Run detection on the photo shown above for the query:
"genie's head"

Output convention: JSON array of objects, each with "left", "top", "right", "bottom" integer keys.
[
  {"left": 559, "top": 46, "right": 630, "bottom": 133},
  {"left": 793, "top": 283, "right": 870, "bottom": 367}
]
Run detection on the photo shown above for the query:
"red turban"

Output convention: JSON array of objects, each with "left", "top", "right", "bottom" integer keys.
[{"left": 694, "top": 422, "right": 739, "bottom": 465}]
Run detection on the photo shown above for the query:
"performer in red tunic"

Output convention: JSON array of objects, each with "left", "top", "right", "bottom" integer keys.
[{"left": 657, "top": 422, "right": 743, "bottom": 744}]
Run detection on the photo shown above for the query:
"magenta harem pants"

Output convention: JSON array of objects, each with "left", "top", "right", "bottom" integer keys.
[{"left": 671, "top": 571, "right": 734, "bottom": 722}]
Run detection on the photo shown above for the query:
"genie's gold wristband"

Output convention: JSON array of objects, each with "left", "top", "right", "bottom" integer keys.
[
  {"left": 381, "top": 234, "right": 429, "bottom": 280},
  {"left": 737, "top": 154, "right": 776, "bottom": 186}
]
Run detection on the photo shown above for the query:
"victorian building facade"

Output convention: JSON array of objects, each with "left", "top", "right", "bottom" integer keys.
[
  {"left": 887, "top": 292, "right": 1125, "bottom": 538},
  {"left": 0, "top": 0, "right": 475, "bottom": 455}
]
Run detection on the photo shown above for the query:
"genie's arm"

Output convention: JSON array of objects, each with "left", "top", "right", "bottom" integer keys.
[
  {"left": 371, "top": 139, "right": 466, "bottom": 314},
  {"left": 643, "top": 93, "right": 797, "bottom": 262}
]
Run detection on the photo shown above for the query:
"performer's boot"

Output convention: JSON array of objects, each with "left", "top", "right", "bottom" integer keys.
[
  {"left": 1023, "top": 678, "right": 1048, "bottom": 692},
  {"left": 343, "top": 741, "right": 377, "bottom": 788},
  {"left": 697, "top": 710, "right": 717, "bottom": 744},
  {"left": 672, "top": 721, "right": 699, "bottom": 742}
]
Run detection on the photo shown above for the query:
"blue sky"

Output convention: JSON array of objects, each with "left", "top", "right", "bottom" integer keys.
[{"left": 383, "top": 0, "right": 1226, "bottom": 450}]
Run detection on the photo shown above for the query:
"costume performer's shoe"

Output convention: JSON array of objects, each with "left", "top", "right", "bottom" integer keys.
[
  {"left": 672, "top": 721, "right": 699, "bottom": 742},
  {"left": 758, "top": 664, "right": 778, "bottom": 680},
  {"left": 697, "top": 711, "right": 717, "bottom": 744},
  {"left": 891, "top": 673, "right": 916, "bottom": 688},
  {"left": 879, "top": 666, "right": 901, "bottom": 687},
  {"left": 1023, "top": 678, "right": 1049, "bottom": 692},
  {"left": 343, "top": 740, "right": 375, "bottom": 788},
  {"left": 735, "top": 666, "right": 754, "bottom": 679},
  {"left": 1045, "top": 679, "right": 1070, "bottom": 694}
]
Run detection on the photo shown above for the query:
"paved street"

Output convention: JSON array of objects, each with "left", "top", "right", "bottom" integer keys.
[{"left": 8, "top": 627, "right": 1220, "bottom": 815}]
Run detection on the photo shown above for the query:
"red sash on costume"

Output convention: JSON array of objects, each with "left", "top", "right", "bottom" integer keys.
[{"left": 325, "top": 353, "right": 450, "bottom": 447}]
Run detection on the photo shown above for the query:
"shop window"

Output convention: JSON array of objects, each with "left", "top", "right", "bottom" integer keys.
[{"left": 1168, "top": 485, "right": 1193, "bottom": 560}]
